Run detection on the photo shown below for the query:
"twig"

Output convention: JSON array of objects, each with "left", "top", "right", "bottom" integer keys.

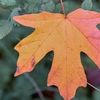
[
  {"left": 24, "top": 73, "right": 45, "bottom": 100},
  {"left": 9, "top": 33, "right": 21, "bottom": 41},
  {"left": 28, "top": 86, "right": 59, "bottom": 95},
  {"left": 45, "top": 56, "right": 52, "bottom": 62},
  {"left": 87, "top": 82, "right": 100, "bottom": 92}
]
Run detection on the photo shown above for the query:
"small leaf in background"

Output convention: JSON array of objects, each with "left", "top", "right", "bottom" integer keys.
[
  {"left": 23, "top": 2, "right": 29, "bottom": 10},
  {"left": 56, "top": 2, "right": 68, "bottom": 13},
  {"left": 10, "top": 7, "right": 21, "bottom": 26},
  {"left": 27, "top": 0, "right": 38, "bottom": 6},
  {"left": 42, "top": 0, "right": 48, "bottom": 3},
  {"left": 0, "top": 20, "right": 13, "bottom": 39},
  {"left": 0, "top": 0, "right": 16, "bottom": 6},
  {"left": 28, "top": 5, "right": 38, "bottom": 13},
  {"left": 27, "top": 0, "right": 37, "bottom": 3},
  {"left": 81, "top": 0, "right": 92, "bottom": 10},
  {"left": 23, "top": 0, "right": 38, "bottom": 13},
  {"left": 39, "top": 0, "right": 55, "bottom": 12}
]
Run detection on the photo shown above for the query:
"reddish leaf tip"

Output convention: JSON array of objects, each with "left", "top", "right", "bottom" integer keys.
[{"left": 14, "top": 67, "right": 20, "bottom": 77}]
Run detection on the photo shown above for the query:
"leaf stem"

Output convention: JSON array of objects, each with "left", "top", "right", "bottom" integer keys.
[
  {"left": 24, "top": 73, "right": 45, "bottom": 100},
  {"left": 9, "top": 33, "right": 21, "bottom": 41},
  {"left": 60, "top": 0, "right": 66, "bottom": 18}
]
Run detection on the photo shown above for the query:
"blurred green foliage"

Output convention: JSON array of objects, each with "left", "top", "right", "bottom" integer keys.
[
  {"left": 0, "top": 20, "right": 13, "bottom": 39},
  {"left": 0, "top": 0, "right": 16, "bottom": 6},
  {"left": 0, "top": 0, "right": 100, "bottom": 100},
  {"left": 81, "top": 0, "right": 92, "bottom": 10}
]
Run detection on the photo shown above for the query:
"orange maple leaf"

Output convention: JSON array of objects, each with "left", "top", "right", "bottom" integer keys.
[{"left": 13, "top": 9, "right": 100, "bottom": 100}]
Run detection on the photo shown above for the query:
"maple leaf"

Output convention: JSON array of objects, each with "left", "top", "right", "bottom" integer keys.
[{"left": 13, "top": 9, "right": 100, "bottom": 100}]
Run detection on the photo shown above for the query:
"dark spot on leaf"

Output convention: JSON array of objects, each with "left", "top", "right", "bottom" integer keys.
[
  {"left": 19, "top": 44, "right": 22, "bottom": 47},
  {"left": 31, "top": 57, "right": 35, "bottom": 66}
]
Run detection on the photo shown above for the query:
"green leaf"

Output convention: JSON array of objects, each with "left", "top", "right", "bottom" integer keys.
[
  {"left": 23, "top": 2, "right": 29, "bottom": 10},
  {"left": 10, "top": 7, "right": 21, "bottom": 26},
  {"left": 40, "top": 0, "right": 55, "bottom": 12},
  {"left": 23, "top": 0, "right": 38, "bottom": 13},
  {"left": 27, "top": 0, "right": 38, "bottom": 4},
  {"left": 56, "top": 2, "right": 68, "bottom": 13},
  {"left": 28, "top": 5, "right": 38, "bottom": 13},
  {"left": 42, "top": 0, "right": 48, "bottom": 3},
  {"left": 81, "top": 0, "right": 92, "bottom": 10},
  {"left": 0, "top": 0, "right": 16, "bottom": 6},
  {"left": 0, "top": 20, "right": 13, "bottom": 39}
]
